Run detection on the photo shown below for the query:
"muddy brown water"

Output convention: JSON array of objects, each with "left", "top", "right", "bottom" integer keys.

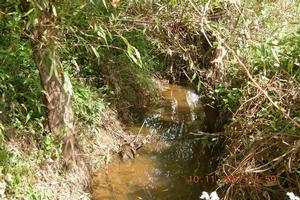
[{"left": 92, "top": 84, "right": 220, "bottom": 200}]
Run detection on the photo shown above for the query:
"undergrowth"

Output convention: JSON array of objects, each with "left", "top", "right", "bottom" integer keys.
[
  {"left": 0, "top": 37, "right": 107, "bottom": 198},
  {"left": 0, "top": 0, "right": 165, "bottom": 198},
  {"left": 206, "top": 1, "right": 300, "bottom": 199},
  {"left": 0, "top": 0, "right": 299, "bottom": 199}
]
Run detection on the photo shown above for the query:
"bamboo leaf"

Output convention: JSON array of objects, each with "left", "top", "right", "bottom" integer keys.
[
  {"left": 91, "top": 46, "right": 100, "bottom": 58},
  {"left": 120, "top": 36, "right": 143, "bottom": 68},
  {"left": 197, "top": 80, "right": 202, "bottom": 92},
  {"left": 102, "top": 0, "right": 108, "bottom": 9},
  {"left": 52, "top": 5, "right": 57, "bottom": 17},
  {"left": 271, "top": 47, "right": 279, "bottom": 63},
  {"left": 95, "top": 25, "right": 108, "bottom": 45},
  {"left": 192, "top": 73, "right": 197, "bottom": 81},
  {"left": 25, "top": 113, "right": 31, "bottom": 124},
  {"left": 23, "top": 8, "right": 34, "bottom": 17}
]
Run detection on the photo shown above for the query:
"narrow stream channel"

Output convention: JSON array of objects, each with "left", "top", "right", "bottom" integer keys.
[{"left": 92, "top": 84, "right": 219, "bottom": 200}]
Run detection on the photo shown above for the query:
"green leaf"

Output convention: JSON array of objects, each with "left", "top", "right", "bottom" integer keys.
[
  {"left": 52, "top": 5, "right": 57, "bottom": 17},
  {"left": 23, "top": 8, "right": 34, "bottom": 17},
  {"left": 35, "top": 2, "right": 44, "bottom": 11},
  {"left": 102, "top": 0, "right": 108, "bottom": 9},
  {"left": 192, "top": 73, "right": 197, "bottom": 81},
  {"left": 25, "top": 113, "right": 31, "bottom": 124},
  {"left": 91, "top": 46, "right": 100, "bottom": 58},
  {"left": 287, "top": 60, "right": 293, "bottom": 72},
  {"left": 170, "top": 0, "right": 178, "bottom": 7},
  {"left": 271, "top": 48, "right": 280, "bottom": 63},
  {"left": 197, "top": 80, "right": 202, "bottom": 92},
  {"left": 95, "top": 25, "right": 108, "bottom": 45},
  {"left": 120, "top": 35, "right": 143, "bottom": 68},
  {"left": 189, "top": 59, "right": 194, "bottom": 70}
]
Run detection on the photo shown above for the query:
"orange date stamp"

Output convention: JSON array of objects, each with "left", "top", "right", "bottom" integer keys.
[{"left": 187, "top": 175, "right": 277, "bottom": 185}]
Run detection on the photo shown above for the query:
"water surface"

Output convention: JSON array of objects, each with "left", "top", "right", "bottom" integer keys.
[{"left": 92, "top": 84, "right": 218, "bottom": 200}]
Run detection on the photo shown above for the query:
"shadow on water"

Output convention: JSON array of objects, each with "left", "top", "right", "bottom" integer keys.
[{"left": 92, "top": 84, "right": 222, "bottom": 200}]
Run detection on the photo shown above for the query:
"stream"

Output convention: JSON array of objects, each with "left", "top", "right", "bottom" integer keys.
[{"left": 92, "top": 84, "right": 220, "bottom": 200}]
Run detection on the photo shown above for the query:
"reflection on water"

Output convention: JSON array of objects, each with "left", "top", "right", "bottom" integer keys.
[{"left": 92, "top": 84, "right": 217, "bottom": 200}]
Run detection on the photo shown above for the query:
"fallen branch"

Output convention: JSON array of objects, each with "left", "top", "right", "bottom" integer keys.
[{"left": 189, "top": 131, "right": 224, "bottom": 137}]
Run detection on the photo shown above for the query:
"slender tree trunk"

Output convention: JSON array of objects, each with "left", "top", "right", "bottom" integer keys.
[{"left": 31, "top": 1, "right": 75, "bottom": 162}]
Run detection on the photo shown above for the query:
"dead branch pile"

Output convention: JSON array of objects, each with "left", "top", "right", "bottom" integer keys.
[{"left": 217, "top": 72, "right": 300, "bottom": 200}]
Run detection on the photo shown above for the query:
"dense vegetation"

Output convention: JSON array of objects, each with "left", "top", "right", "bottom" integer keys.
[{"left": 0, "top": 0, "right": 299, "bottom": 199}]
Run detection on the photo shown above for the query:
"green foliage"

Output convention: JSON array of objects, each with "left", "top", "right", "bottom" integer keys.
[
  {"left": 56, "top": 0, "right": 162, "bottom": 118},
  {"left": 1, "top": 1, "right": 164, "bottom": 197},
  {"left": 73, "top": 83, "right": 106, "bottom": 126},
  {"left": 123, "top": 31, "right": 166, "bottom": 73},
  {"left": 25, "top": 186, "right": 51, "bottom": 200},
  {"left": 0, "top": 20, "right": 45, "bottom": 140},
  {"left": 0, "top": 46, "right": 45, "bottom": 136},
  {"left": 278, "top": 30, "right": 300, "bottom": 82},
  {"left": 251, "top": 29, "right": 300, "bottom": 82},
  {"left": 212, "top": 2, "right": 300, "bottom": 198},
  {"left": 0, "top": 0, "right": 299, "bottom": 199},
  {"left": 210, "top": 87, "right": 243, "bottom": 112}
]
